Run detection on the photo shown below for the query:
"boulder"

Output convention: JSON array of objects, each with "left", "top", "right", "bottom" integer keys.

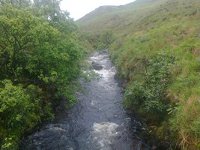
[{"left": 92, "top": 61, "right": 103, "bottom": 70}]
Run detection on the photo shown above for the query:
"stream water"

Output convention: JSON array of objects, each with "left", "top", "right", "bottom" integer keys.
[{"left": 21, "top": 51, "right": 150, "bottom": 150}]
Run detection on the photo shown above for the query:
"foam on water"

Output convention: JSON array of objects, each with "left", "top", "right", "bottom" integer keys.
[{"left": 92, "top": 122, "right": 119, "bottom": 148}]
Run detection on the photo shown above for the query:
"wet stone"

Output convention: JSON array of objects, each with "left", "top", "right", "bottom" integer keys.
[{"left": 92, "top": 61, "right": 103, "bottom": 70}]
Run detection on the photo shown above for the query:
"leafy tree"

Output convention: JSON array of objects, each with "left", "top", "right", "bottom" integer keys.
[
  {"left": 0, "top": 2, "right": 84, "bottom": 149},
  {"left": 0, "top": 0, "right": 31, "bottom": 7},
  {"left": 0, "top": 80, "right": 41, "bottom": 149}
]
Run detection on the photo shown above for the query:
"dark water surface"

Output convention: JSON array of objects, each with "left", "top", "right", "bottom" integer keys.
[{"left": 21, "top": 51, "right": 149, "bottom": 150}]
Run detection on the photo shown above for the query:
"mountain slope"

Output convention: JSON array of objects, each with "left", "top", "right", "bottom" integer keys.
[
  {"left": 78, "top": 0, "right": 199, "bottom": 36},
  {"left": 78, "top": 0, "right": 173, "bottom": 34},
  {"left": 78, "top": 0, "right": 200, "bottom": 149}
]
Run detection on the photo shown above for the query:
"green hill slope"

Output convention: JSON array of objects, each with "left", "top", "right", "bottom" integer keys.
[
  {"left": 78, "top": 0, "right": 172, "bottom": 34},
  {"left": 78, "top": 0, "right": 200, "bottom": 149}
]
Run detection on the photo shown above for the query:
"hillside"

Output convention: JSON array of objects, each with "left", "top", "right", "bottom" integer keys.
[
  {"left": 78, "top": 0, "right": 172, "bottom": 34},
  {"left": 78, "top": 0, "right": 199, "bottom": 35},
  {"left": 78, "top": 0, "right": 200, "bottom": 149}
]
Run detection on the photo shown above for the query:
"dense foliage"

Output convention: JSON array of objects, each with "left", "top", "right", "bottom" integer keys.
[
  {"left": 0, "top": 0, "right": 84, "bottom": 149},
  {"left": 125, "top": 53, "right": 175, "bottom": 121},
  {"left": 82, "top": 31, "right": 114, "bottom": 50},
  {"left": 78, "top": 0, "right": 200, "bottom": 149}
]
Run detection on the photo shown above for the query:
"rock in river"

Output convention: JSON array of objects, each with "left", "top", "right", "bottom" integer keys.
[{"left": 92, "top": 61, "right": 103, "bottom": 70}]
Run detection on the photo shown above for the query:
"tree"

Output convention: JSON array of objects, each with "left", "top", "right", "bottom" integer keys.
[
  {"left": 0, "top": 3, "right": 83, "bottom": 149},
  {"left": 0, "top": 0, "right": 31, "bottom": 7}
]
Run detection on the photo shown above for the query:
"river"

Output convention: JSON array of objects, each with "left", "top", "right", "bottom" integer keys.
[{"left": 21, "top": 51, "right": 150, "bottom": 150}]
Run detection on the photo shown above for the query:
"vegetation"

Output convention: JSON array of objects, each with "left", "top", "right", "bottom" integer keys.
[
  {"left": 81, "top": 31, "right": 114, "bottom": 50},
  {"left": 124, "top": 53, "right": 175, "bottom": 121},
  {"left": 78, "top": 0, "right": 200, "bottom": 149},
  {"left": 0, "top": 0, "right": 85, "bottom": 149}
]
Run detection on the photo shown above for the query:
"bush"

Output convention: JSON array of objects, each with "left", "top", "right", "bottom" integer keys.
[
  {"left": 0, "top": 80, "right": 41, "bottom": 149},
  {"left": 83, "top": 31, "right": 114, "bottom": 50},
  {"left": 125, "top": 53, "right": 175, "bottom": 121}
]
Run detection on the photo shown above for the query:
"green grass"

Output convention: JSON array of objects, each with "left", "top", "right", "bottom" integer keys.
[{"left": 78, "top": 0, "right": 200, "bottom": 149}]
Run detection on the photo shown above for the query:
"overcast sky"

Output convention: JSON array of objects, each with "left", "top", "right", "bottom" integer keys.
[{"left": 60, "top": 0, "right": 136, "bottom": 20}]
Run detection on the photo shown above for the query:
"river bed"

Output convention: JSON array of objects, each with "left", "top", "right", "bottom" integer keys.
[{"left": 21, "top": 51, "right": 150, "bottom": 150}]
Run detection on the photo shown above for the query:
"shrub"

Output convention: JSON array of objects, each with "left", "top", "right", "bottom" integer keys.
[
  {"left": 0, "top": 80, "right": 41, "bottom": 149},
  {"left": 125, "top": 53, "right": 175, "bottom": 121}
]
